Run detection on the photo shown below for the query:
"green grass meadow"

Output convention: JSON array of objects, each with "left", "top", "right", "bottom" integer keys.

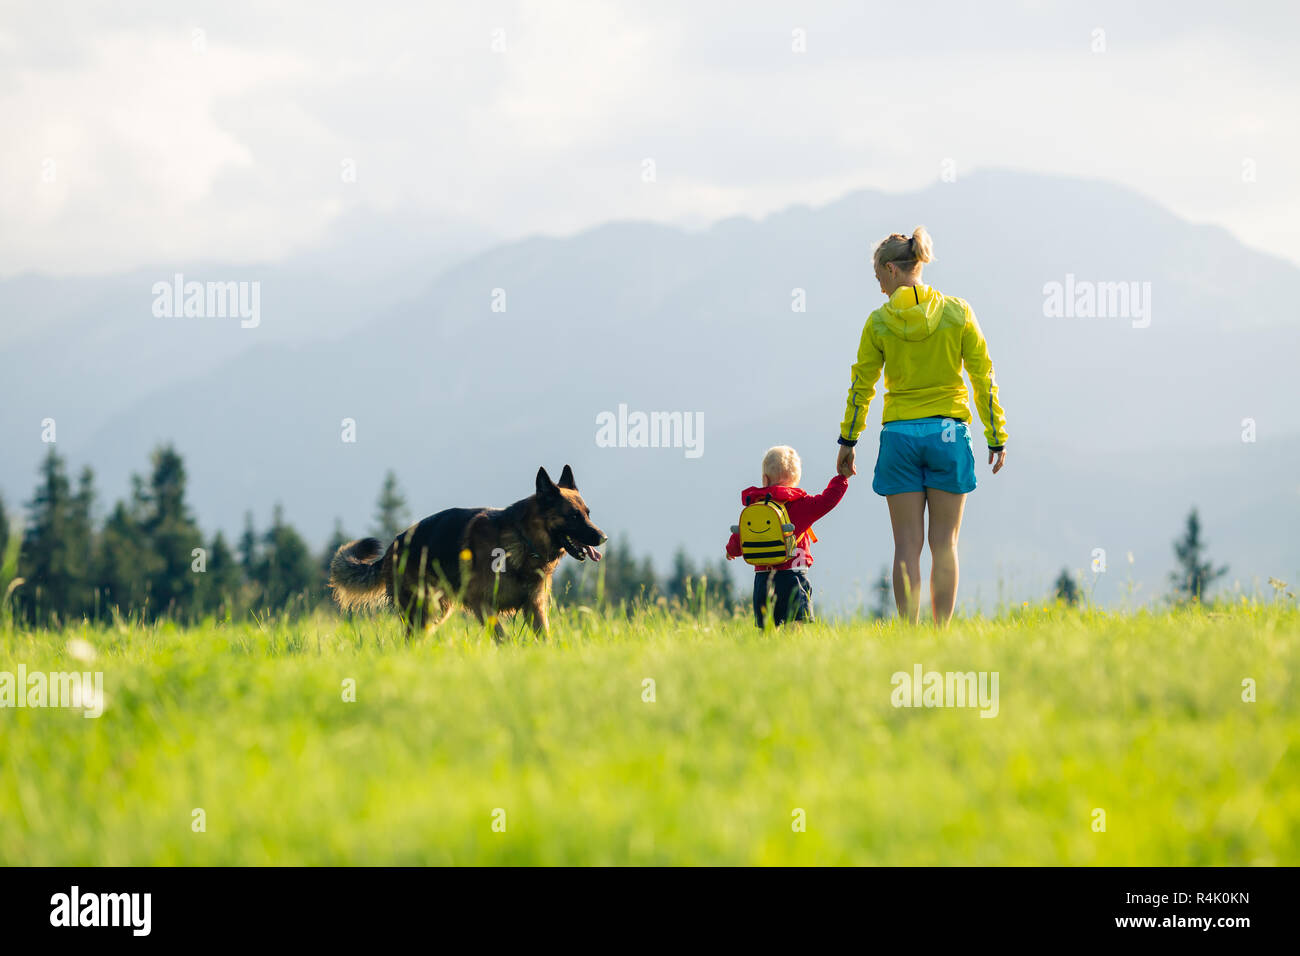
[{"left": 1, "top": 602, "right": 1297, "bottom": 865}]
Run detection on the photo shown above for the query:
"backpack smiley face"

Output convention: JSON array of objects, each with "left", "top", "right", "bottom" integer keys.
[{"left": 734, "top": 498, "right": 797, "bottom": 566}]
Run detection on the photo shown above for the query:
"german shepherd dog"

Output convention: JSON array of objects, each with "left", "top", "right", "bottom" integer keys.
[{"left": 329, "top": 465, "right": 605, "bottom": 639}]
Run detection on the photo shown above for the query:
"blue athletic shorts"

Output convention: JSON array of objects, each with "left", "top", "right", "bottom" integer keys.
[{"left": 872, "top": 416, "right": 977, "bottom": 496}]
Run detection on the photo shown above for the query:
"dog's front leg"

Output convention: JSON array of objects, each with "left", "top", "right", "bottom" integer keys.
[{"left": 522, "top": 600, "right": 549, "bottom": 640}]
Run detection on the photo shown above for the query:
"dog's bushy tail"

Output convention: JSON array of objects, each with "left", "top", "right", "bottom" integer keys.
[{"left": 329, "top": 538, "right": 393, "bottom": 610}]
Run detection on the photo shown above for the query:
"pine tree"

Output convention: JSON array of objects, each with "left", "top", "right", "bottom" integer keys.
[
  {"left": 202, "top": 531, "right": 244, "bottom": 617},
  {"left": 666, "top": 548, "right": 697, "bottom": 603},
  {"left": 70, "top": 466, "right": 98, "bottom": 617},
  {"left": 701, "top": 557, "right": 737, "bottom": 613},
  {"left": 0, "top": 491, "right": 19, "bottom": 605},
  {"left": 140, "top": 445, "right": 204, "bottom": 618},
  {"left": 638, "top": 556, "right": 657, "bottom": 599},
  {"left": 1170, "top": 508, "right": 1228, "bottom": 603},
  {"left": 372, "top": 471, "right": 410, "bottom": 542},
  {"left": 96, "top": 479, "right": 160, "bottom": 617},
  {"left": 18, "top": 449, "right": 92, "bottom": 623},
  {"left": 258, "top": 504, "right": 319, "bottom": 609},
  {"left": 871, "top": 566, "right": 892, "bottom": 619},
  {"left": 0, "top": 491, "right": 11, "bottom": 587},
  {"left": 1053, "top": 567, "right": 1079, "bottom": 606},
  {"left": 238, "top": 512, "right": 258, "bottom": 577},
  {"left": 598, "top": 536, "right": 657, "bottom": 606}
]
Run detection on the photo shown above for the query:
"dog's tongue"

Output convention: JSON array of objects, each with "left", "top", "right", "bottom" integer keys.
[{"left": 586, "top": 545, "right": 602, "bottom": 562}]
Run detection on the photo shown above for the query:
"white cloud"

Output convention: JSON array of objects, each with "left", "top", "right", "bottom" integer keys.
[{"left": 1, "top": 1, "right": 1298, "bottom": 275}]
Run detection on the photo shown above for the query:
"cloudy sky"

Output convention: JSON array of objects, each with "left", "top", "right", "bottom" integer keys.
[{"left": 2, "top": 0, "right": 1298, "bottom": 276}]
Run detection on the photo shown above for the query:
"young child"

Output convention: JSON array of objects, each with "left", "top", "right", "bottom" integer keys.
[{"left": 725, "top": 445, "right": 849, "bottom": 627}]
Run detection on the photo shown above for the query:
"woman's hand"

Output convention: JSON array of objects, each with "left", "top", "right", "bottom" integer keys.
[
  {"left": 837, "top": 445, "right": 857, "bottom": 477},
  {"left": 988, "top": 447, "right": 1007, "bottom": 474}
]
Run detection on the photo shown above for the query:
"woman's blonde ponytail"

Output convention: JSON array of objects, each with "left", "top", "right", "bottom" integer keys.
[
  {"left": 873, "top": 226, "right": 935, "bottom": 270},
  {"left": 910, "top": 226, "right": 934, "bottom": 264}
]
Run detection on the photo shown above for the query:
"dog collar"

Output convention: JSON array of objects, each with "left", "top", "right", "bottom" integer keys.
[{"left": 511, "top": 522, "right": 549, "bottom": 562}]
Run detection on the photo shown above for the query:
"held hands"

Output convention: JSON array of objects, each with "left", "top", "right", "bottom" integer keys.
[
  {"left": 836, "top": 445, "right": 857, "bottom": 478},
  {"left": 988, "top": 447, "right": 1007, "bottom": 474}
]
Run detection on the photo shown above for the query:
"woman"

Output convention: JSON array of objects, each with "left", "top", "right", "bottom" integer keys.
[{"left": 835, "top": 227, "right": 1007, "bottom": 625}]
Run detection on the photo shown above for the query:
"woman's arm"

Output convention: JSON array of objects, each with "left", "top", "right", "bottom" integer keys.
[
  {"left": 839, "top": 319, "right": 885, "bottom": 446},
  {"left": 960, "top": 307, "right": 1008, "bottom": 453}
]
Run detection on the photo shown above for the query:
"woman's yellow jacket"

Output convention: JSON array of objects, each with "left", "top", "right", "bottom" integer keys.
[{"left": 839, "top": 284, "right": 1007, "bottom": 449}]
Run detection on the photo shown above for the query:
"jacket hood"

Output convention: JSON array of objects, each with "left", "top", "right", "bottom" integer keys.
[
  {"left": 881, "top": 284, "right": 944, "bottom": 341},
  {"left": 740, "top": 484, "right": 808, "bottom": 505}
]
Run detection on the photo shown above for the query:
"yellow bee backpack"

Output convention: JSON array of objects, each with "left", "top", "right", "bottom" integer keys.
[{"left": 731, "top": 494, "right": 798, "bottom": 566}]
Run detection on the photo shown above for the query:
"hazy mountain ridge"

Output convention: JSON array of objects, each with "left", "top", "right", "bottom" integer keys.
[{"left": 0, "top": 205, "right": 495, "bottom": 439}]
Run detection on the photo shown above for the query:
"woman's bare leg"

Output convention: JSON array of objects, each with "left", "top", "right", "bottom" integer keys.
[
  {"left": 887, "top": 492, "right": 926, "bottom": 624},
  {"left": 925, "top": 488, "right": 966, "bottom": 625}
]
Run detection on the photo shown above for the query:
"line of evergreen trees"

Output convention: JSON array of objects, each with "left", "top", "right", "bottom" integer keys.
[
  {"left": 0, "top": 446, "right": 419, "bottom": 625},
  {"left": 0, "top": 445, "right": 740, "bottom": 624},
  {"left": 553, "top": 535, "right": 738, "bottom": 614}
]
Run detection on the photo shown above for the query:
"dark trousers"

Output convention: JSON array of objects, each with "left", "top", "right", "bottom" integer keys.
[{"left": 752, "top": 569, "right": 813, "bottom": 627}]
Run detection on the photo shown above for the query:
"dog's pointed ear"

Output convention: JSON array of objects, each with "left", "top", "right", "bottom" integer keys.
[
  {"left": 558, "top": 464, "right": 577, "bottom": 490},
  {"left": 536, "top": 466, "right": 558, "bottom": 497}
]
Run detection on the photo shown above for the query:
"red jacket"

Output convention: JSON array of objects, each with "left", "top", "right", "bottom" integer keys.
[{"left": 725, "top": 475, "right": 848, "bottom": 571}]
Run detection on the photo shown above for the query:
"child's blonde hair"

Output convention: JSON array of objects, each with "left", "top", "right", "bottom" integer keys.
[{"left": 762, "top": 445, "right": 802, "bottom": 486}]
